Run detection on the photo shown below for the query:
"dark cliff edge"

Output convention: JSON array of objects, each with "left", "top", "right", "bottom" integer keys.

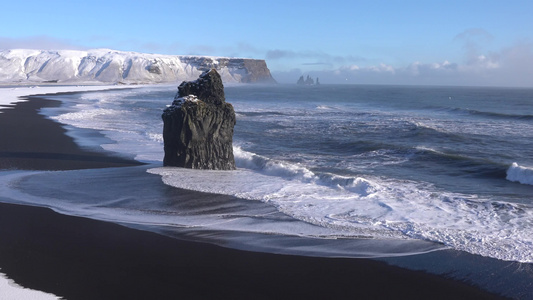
[
  {"left": 179, "top": 57, "right": 277, "bottom": 84},
  {"left": 241, "top": 59, "right": 277, "bottom": 83}
]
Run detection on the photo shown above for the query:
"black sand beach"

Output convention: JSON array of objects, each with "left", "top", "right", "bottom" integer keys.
[
  {"left": 0, "top": 94, "right": 507, "bottom": 299},
  {"left": 0, "top": 95, "right": 143, "bottom": 170}
]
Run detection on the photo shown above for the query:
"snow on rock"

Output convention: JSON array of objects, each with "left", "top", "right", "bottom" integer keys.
[{"left": 0, "top": 49, "right": 276, "bottom": 85}]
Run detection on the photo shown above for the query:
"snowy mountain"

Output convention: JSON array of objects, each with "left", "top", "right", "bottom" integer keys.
[{"left": 0, "top": 49, "right": 276, "bottom": 85}]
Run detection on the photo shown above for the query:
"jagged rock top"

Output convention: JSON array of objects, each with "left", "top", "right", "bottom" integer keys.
[{"left": 175, "top": 69, "right": 226, "bottom": 105}]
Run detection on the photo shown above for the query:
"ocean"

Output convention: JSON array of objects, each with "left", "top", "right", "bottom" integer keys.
[{"left": 1, "top": 84, "right": 533, "bottom": 298}]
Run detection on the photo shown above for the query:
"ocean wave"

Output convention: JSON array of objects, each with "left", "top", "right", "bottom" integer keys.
[
  {"left": 316, "top": 105, "right": 337, "bottom": 110},
  {"left": 148, "top": 147, "right": 533, "bottom": 263},
  {"left": 147, "top": 132, "right": 163, "bottom": 143},
  {"left": 52, "top": 107, "right": 123, "bottom": 125},
  {"left": 340, "top": 148, "right": 414, "bottom": 171},
  {"left": 506, "top": 163, "right": 533, "bottom": 185},
  {"left": 414, "top": 146, "right": 481, "bottom": 163},
  {"left": 448, "top": 107, "right": 533, "bottom": 120},
  {"left": 234, "top": 147, "right": 376, "bottom": 196},
  {"left": 234, "top": 146, "right": 315, "bottom": 181},
  {"left": 414, "top": 146, "right": 508, "bottom": 179},
  {"left": 410, "top": 121, "right": 469, "bottom": 141},
  {"left": 237, "top": 111, "right": 292, "bottom": 118}
]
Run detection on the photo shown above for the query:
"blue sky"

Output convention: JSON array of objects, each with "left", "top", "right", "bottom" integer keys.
[{"left": 1, "top": 0, "right": 532, "bottom": 86}]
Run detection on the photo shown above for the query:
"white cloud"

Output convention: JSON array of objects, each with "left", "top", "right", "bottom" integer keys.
[
  {"left": 368, "top": 63, "right": 395, "bottom": 73},
  {"left": 272, "top": 42, "right": 533, "bottom": 87},
  {"left": 432, "top": 60, "right": 453, "bottom": 69},
  {"left": 269, "top": 28, "right": 532, "bottom": 87}
]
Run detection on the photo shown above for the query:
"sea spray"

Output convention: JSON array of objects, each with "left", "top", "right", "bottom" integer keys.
[{"left": 506, "top": 162, "right": 533, "bottom": 185}]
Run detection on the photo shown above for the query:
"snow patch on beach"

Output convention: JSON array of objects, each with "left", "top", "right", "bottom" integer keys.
[
  {"left": 0, "top": 271, "right": 61, "bottom": 300},
  {"left": 0, "top": 85, "right": 133, "bottom": 114}
]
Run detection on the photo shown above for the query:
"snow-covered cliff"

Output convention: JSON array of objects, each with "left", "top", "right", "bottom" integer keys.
[{"left": 0, "top": 49, "right": 276, "bottom": 84}]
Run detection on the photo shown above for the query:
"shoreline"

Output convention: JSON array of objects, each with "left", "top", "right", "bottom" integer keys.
[
  {"left": 0, "top": 89, "right": 508, "bottom": 299},
  {"left": 0, "top": 202, "right": 505, "bottom": 300},
  {"left": 0, "top": 95, "right": 143, "bottom": 171}
]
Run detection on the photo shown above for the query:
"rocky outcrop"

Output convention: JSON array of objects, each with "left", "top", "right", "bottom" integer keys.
[
  {"left": 179, "top": 57, "right": 277, "bottom": 84},
  {"left": 162, "top": 69, "right": 236, "bottom": 170},
  {"left": 242, "top": 59, "right": 277, "bottom": 83},
  {"left": 297, "top": 75, "right": 318, "bottom": 85}
]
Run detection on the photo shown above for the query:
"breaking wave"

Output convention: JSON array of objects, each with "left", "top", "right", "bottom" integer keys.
[
  {"left": 507, "top": 162, "right": 533, "bottom": 185},
  {"left": 148, "top": 146, "right": 533, "bottom": 263}
]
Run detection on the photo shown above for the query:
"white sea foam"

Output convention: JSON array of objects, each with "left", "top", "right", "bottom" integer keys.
[
  {"left": 148, "top": 147, "right": 533, "bottom": 263},
  {"left": 234, "top": 147, "right": 315, "bottom": 181},
  {"left": 46, "top": 86, "right": 166, "bottom": 162},
  {"left": 316, "top": 105, "right": 338, "bottom": 110},
  {"left": 506, "top": 162, "right": 533, "bottom": 185}
]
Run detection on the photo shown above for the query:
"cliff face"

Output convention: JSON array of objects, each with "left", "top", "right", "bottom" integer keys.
[
  {"left": 180, "top": 57, "right": 277, "bottom": 84},
  {"left": 0, "top": 49, "right": 276, "bottom": 84},
  {"left": 161, "top": 69, "right": 236, "bottom": 170},
  {"left": 242, "top": 59, "right": 277, "bottom": 83}
]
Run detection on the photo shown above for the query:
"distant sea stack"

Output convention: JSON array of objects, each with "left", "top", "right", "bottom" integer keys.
[
  {"left": 297, "top": 75, "right": 319, "bottom": 85},
  {"left": 0, "top": 49, "right": 276, "bottom": 84},
  {"left": 162, "top": 69, "right": 236, "bottom": 170}
]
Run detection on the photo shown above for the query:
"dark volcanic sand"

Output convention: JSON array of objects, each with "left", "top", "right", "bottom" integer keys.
[
  {"left": 0, "top": 93, "right": 507, "bottom": 299},
  {"left": 0, "top": 95, "right": 142, "bottom": 170}
]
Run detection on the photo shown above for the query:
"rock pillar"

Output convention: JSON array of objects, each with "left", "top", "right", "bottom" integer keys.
[{"left": 162, "top": 69, "right": 236, "bottom": 170}]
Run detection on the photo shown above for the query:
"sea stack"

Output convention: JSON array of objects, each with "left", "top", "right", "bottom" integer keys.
[{"left": 162, "top": 69, "right": 236, "bottom": 170}]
